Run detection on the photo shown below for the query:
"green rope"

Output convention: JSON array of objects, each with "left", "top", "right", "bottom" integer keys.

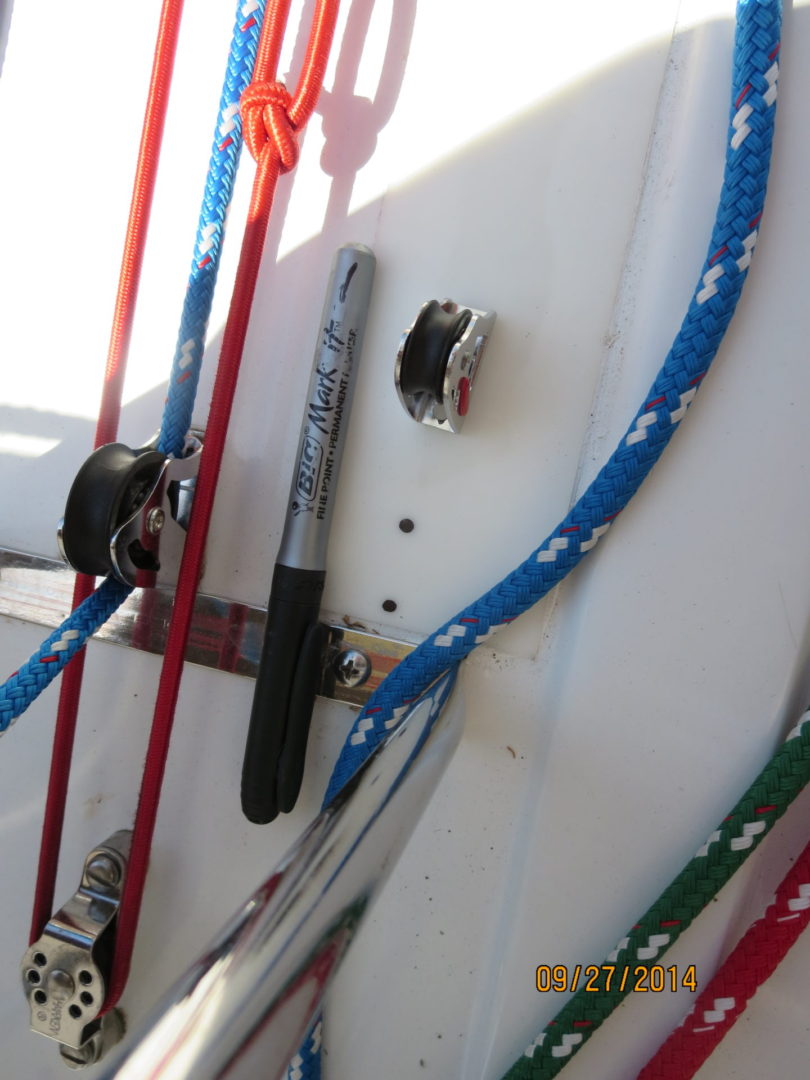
[{"left": 502, "top": 711, "right": 810, "bottom": 1078}]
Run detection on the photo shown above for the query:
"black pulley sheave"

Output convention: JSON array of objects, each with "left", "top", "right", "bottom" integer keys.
[
  {"left": 60, "top": 443, "right": 165, "bottom": 577},
  {"left": 398, "top": 299, "right": 472, "bottom": 403}
]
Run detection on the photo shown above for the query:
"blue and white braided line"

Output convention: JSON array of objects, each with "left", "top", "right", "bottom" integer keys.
[
  {"left": 289, "top": 1020, "right": 323, "bottom": 1080},
  {"left": 0, "top": 579, "right": 132, "bottom": 730},
  {"left": 0, "top": 0, "right": 265, "bottom": 733},
  {"left": 158, "top": 0, "right": 265, "bottom": 456},
  {"left": 290, "top": 0, "right": 782, "bottom": 1076}
]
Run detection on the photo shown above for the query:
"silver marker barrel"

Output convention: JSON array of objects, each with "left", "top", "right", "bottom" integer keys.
[{"left": 277, "top": 243, "right": 375, "bottom": 569}]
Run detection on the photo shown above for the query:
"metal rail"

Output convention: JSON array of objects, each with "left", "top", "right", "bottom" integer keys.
[
  {"left": 98, "top": 670, "right": 462, "bottom": 1080},
  {"left": 0, "top": 547, "right": 416, "bottom": 708}
]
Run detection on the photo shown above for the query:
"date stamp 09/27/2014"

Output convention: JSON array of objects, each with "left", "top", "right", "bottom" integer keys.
[{"left": 536, "top": 964, "right": 698, "bottom": 995}]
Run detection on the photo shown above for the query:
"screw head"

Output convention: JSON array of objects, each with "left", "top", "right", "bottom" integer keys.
[
  {"left": 146, "top": 507, "right": 166, "bottom": 535},
  {"left": 334, "top": 648, "right": 371, "bottom": 688}
]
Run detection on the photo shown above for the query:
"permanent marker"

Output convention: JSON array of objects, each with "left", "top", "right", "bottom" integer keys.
[{"left": 241, "top": 243, "right": 376, "bottom": 823}]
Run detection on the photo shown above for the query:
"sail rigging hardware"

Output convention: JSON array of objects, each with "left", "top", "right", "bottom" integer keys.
[
  {"left": 395, "top": 298, "right": 496, "bottom": 433},
  {"left": 59, "top": 1009, "right": 126, "bottom": 1071},
  {"left": 21, "top": 831, "right": 131, "bottom": 1056},
  {"left": 58, "top": 433, "right": 202, "bottom": 588}
]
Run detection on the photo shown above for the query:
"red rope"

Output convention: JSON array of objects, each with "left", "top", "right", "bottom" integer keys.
[
  {"left": 104, "top": 0, "right": 340, "bottom": 1009},
  {"left": 638, "top": 836, "right": 810, "bottom": 1080},
  {"left": 30, "top": 0, "right": 186, "bottom": 944}
]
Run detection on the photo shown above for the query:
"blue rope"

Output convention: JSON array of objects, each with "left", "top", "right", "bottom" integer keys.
[
  {"left": 158, "top": 0, "right": 265, "bottom": 457},
  {"left": 0, "top": 579, "right": 132, "bottom": 729},
  {"left": 291, "top": 0, "right": 782, "bottom": 1076},
  {"left": 0, "top": 0, "right": 265, "bottom": 733}
]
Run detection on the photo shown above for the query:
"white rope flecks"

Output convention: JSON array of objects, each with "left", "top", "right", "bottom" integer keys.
[
  {"left": 524, "top": 1034, "right": 547, "bottom": 1059},
  {"left": 288, "top": 1055, "right": 304, "bottom": 1080},
  {"left": 536, "top": 523, "right": 614, "bottom": 563},
  {"left": 579, "top": 523, "right": 611, "bottom": 551},
  {"left": 434, "top": 623, "right": 468, "bottom": 647},
  {"left": 696, "top": 264, "right": 725, "bottom": 303},
  {"left": 627, "top": 387, "right": 701, "bottom": 443},
  {"left": 349, "top": 715, "right": 376, "bottom": 747},
  {"left": 668, "top": 386, "right": 698, "bottom": 423},
  {"left": 197, "top": 222, "right": 218, "bottom": 259},
  {"left": 48, "top": 629, "right": 81, "bottom": 653},
  {"left": 2, "top": 623, "right": 84, "bottom": 731},
  {"left": 636, "top": 932, "right": 671, "bottom": 961},
  {"left": 607, "top": 936, "right": 630, "bottom": 963},
  {"left": 730, "top": 103, "right": 753, "bottom": 150},
  {"left": 696, "top": 817, "right": 768, "bottom": 856},
  {"left": 346, "top": 677, "right": 451, "bottom": 749},
  {"left": 550, "top": 1034, "right": 583, "bottom": 1059},
  {"left": 776, "top": 882, "right": 810, "bottom": 921},
  {"left": 731, "top": 50, "right": 779, "bottom": 150},
  {"left": 430, "top": 618, "right": 514, "bottom": 649},
  {"left": 536, "top": 537, "right": 571, "bottom": 563},
  {"left": 219, "top": 101, "right": 241, "bottom": 139},
  {"left": 354, "top": 699, "right": 414, "bottom": 743},
  {"left": 763, "top": 60, "right": 779, "bottom": 106},
  {"left": 308, "top": 1021, "right": 322, "bottom": 1055},
  {"left": 729, "top": 819, "right": 766, "bottom": 851},
  {"left": 735, "top": 228, "right": 758, "bottom": 271},
  {"left": 626, "top": 411, "right": 659, "bottom": 445},
  {"left": 786, "top": 709, "right": 810, "bottom": 742},
  {"left": 691, "top": 996, "right": 736, "bottom": 1033},
  {"left": 383, "top": 704, "right": 409, "bottom": 731},
  {"left": 696, "top": 829, "right": 722, "bottom": 859},
  {"left": 178, "top": 339, "right": 195, "bottom": 370}
]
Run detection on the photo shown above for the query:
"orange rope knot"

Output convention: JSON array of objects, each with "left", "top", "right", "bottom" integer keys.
[{"left": 241, "top": 80, "right": 299, "bottom": 172}]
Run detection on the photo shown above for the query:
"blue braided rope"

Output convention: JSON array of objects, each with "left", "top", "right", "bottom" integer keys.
[
  {"left": 0, "top": 0, "right": 265, "bottom": 733},
  {"left": 291, "top": 1, "right": 782, "bottom": 1076},
  {"left": 0, "top": 579, "right": 132, "bottom": 731},
  {"left": 290, "top": 1020, "right": 322, "bottom": 1080},
  {"left": 158, "top": 0, "right": 264, "bottom": 457}
]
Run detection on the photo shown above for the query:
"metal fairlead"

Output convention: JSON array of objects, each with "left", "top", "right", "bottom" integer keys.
[
  {"left": 21, "top": 831, "right": 131, "bottom": 1063},
  {"left": 395, "top": 299, "right": 496, "bottom": 433},
  {"left": 57, "top": 433, "right": 202, "bottom": 588}
]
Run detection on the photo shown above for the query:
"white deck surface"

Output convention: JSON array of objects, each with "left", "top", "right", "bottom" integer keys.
[{"left": 1, "top": 1, "right": 809, "bottom": 1077}]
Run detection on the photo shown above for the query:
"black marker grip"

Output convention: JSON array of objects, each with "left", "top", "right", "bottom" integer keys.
[
  {"left": 275, "top": 620, "right": 330, "bottom": 814},
  {"left": 241, "top": 563, "right": 325, "bottom": 824}
]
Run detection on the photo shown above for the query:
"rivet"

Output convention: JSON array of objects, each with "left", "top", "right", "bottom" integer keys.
[
  {"left": 146, "top": 507, "right": 166, "bottom": 535},
  {"left": 86, "top": 854, "right": 121, "bottom": 889},
  {"left": 47, "top": 969, "right": 75, "bottom": 998}
]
